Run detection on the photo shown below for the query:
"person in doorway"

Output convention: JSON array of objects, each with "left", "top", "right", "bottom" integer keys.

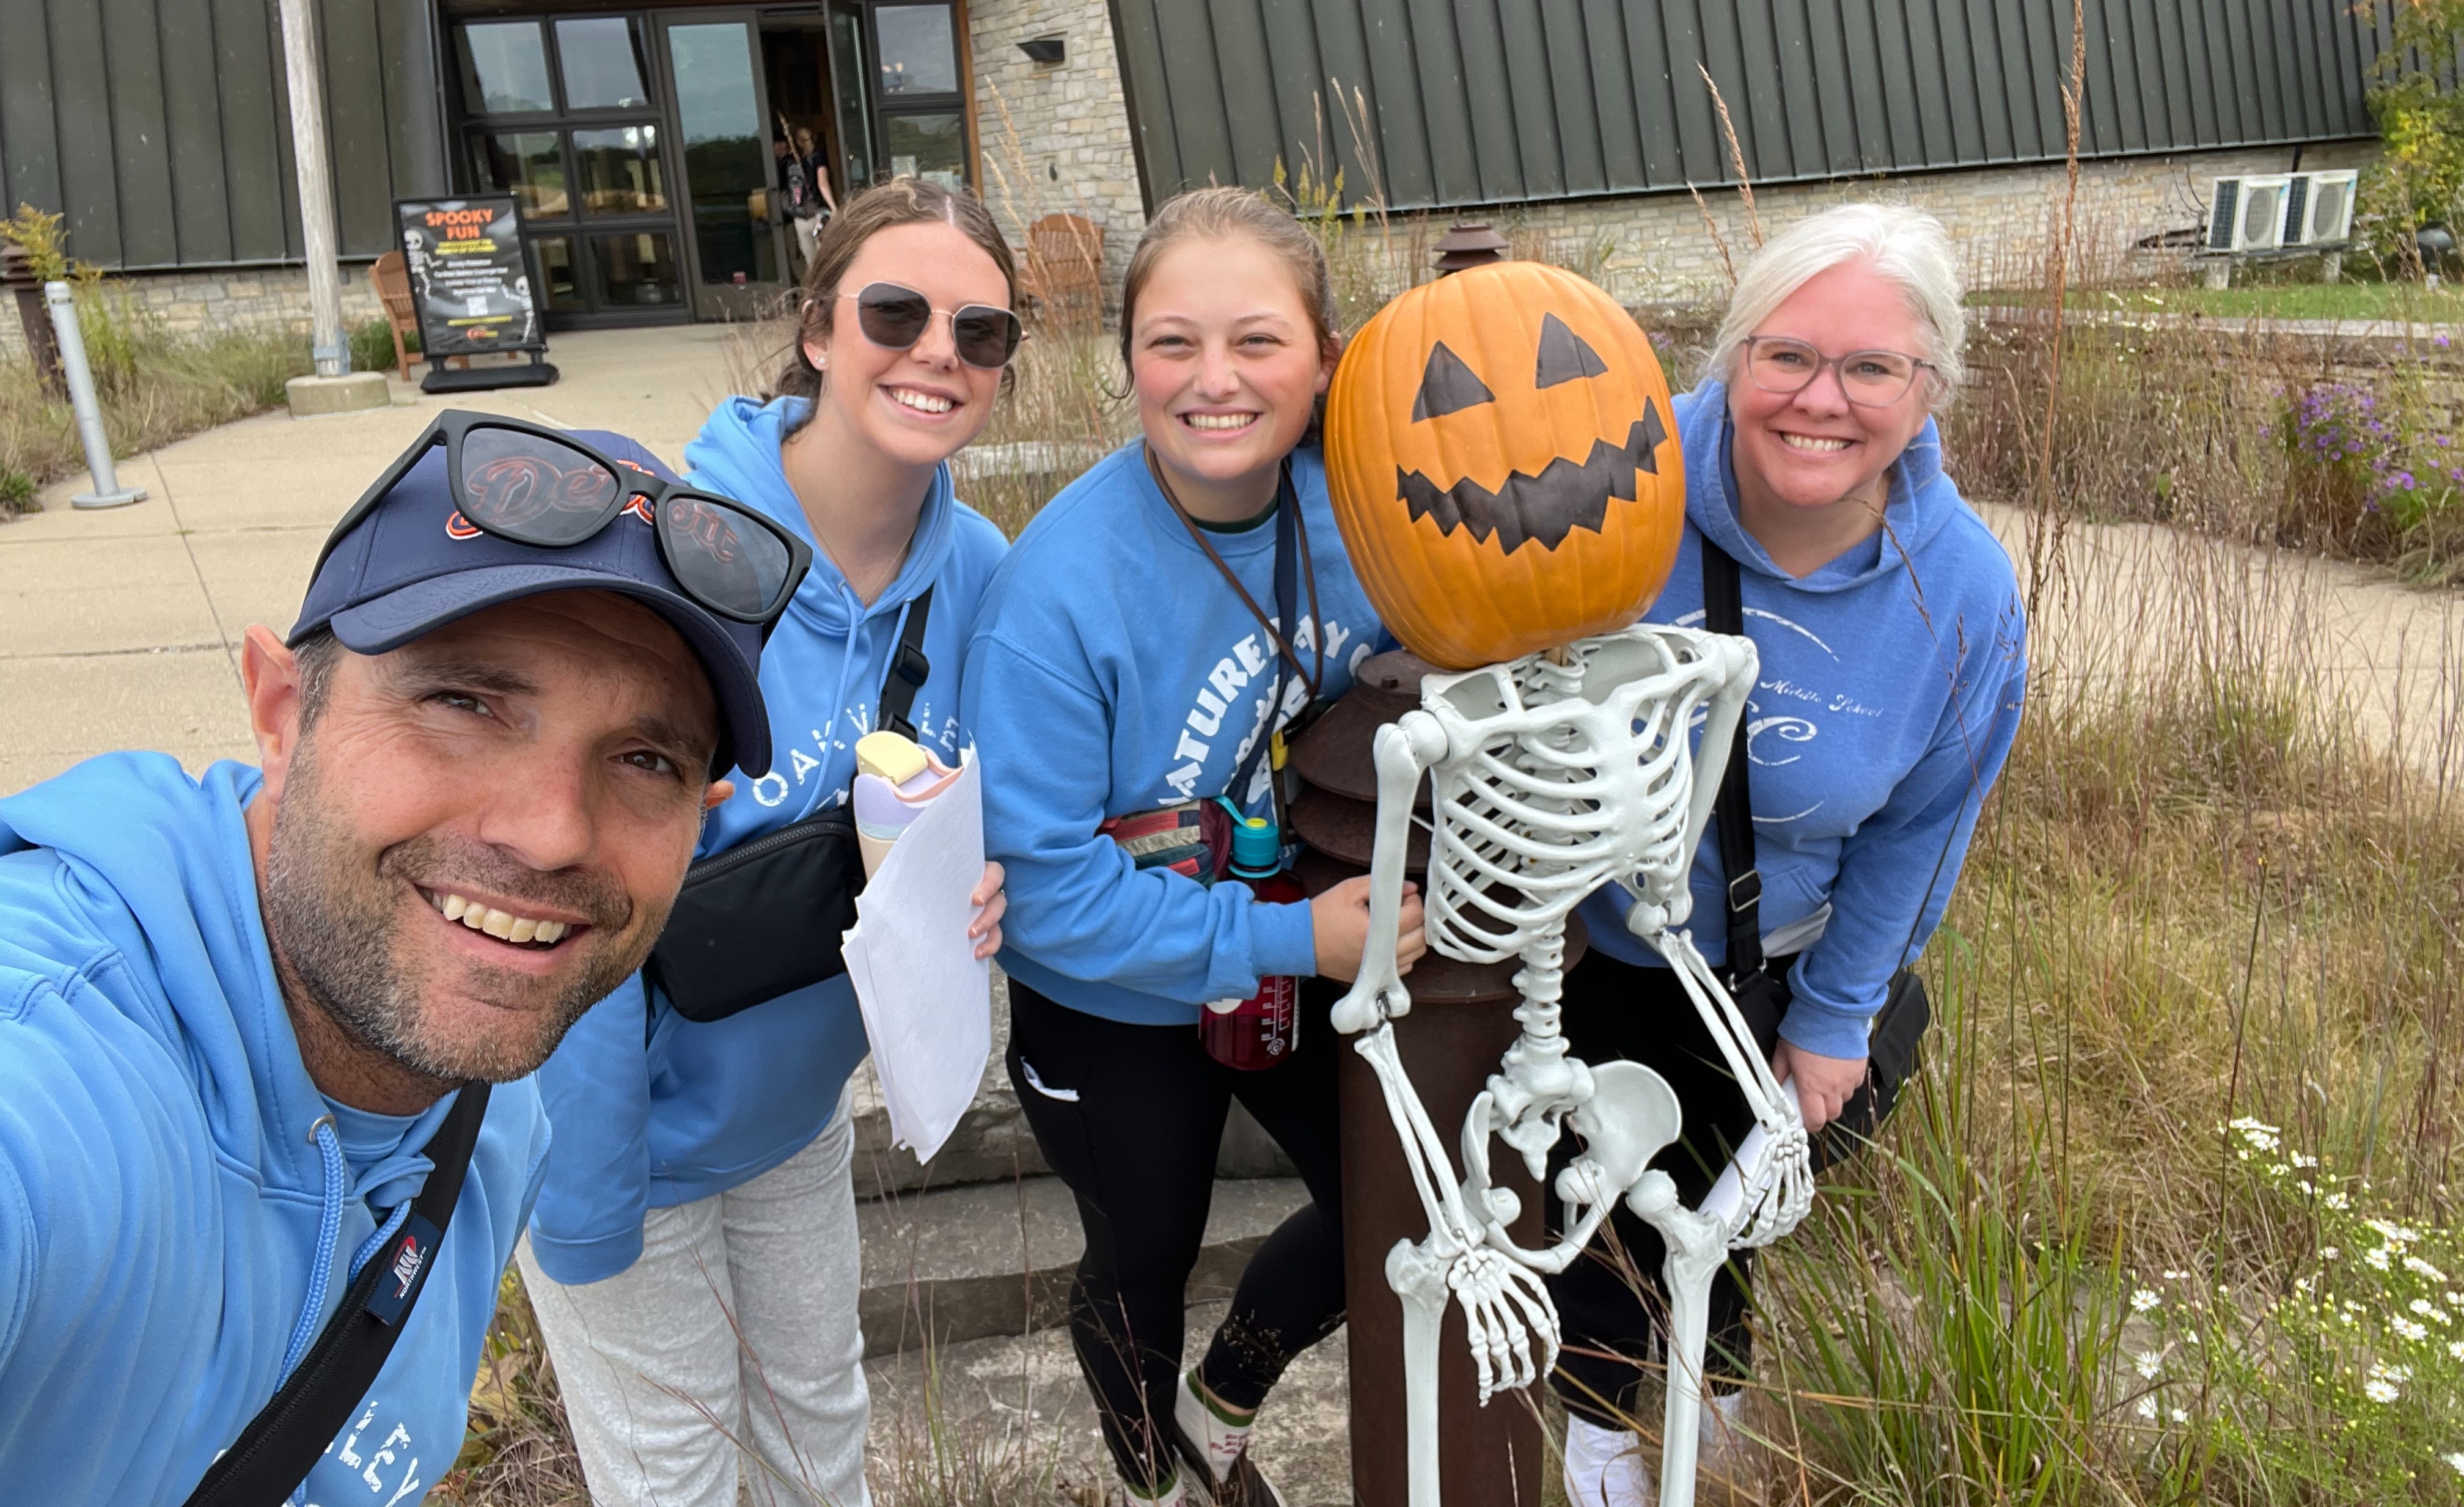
[
  {"left": 963, "top": 187, "right": 1426, "bottom": 1507},
  {"left": 519, "top": 178, "right": 1021, "bottom": 1507},
  {"left": 0, "top": 418, "right": 799, "bottom": 1504},
  {"left": 777, "top": 120, "right": 837, "bottom": 276},
  {"left": 1552, "top": 204, "right": 2029, "bottom": 1505}
]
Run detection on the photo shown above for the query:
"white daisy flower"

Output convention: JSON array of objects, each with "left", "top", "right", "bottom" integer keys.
[
  {"left": 2394, "top": 1317, "right": 2429, "bottom": 1341},
  {"left": 2135, "top": 1396, "right": 2159, "bottom": 1420},
  {"left": 2135, "top": 1351, "right": 2163, "bottom": 1379},
  {"left": 2446, "top": 1451, "right": 2464, "bottom": 1476},
  {"left": 2132, "top": 1289, "right": 2162, "bottom": 1313},
  {"left": 2365, "top": 1378, "right": 2400, "bottom": 1404},
  {"left": 2404, "top": 1255, "right": 2449, "bottom": 1283}
]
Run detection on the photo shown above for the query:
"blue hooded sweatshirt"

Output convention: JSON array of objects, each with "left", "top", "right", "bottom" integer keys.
[
  {"left": 527, "top": 395, "right": 1008, "bottom": 1285},
  {"left": 962, "top": 441, "right": 1391, "bottom": 1027},
  {"left": 1575, "top": 380, "right": 2029, "bottom": 1059},
  {"left": 0, "top": 754, "right": 548, "bottom": 1507}
]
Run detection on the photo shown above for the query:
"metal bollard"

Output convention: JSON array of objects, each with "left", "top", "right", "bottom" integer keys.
[{"left": 43, "top": 280, "right": 145, "bottom": 509}]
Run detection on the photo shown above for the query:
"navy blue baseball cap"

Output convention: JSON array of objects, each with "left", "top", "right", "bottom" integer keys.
[{"left": 290, "top": 428, "right": 778, "bottom": 777}]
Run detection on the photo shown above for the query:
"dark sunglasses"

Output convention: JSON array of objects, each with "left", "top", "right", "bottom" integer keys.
[
  {"left": 318, "top": 412, "right": 813, "bottom": 625},
  {"left": 838, "top": 281, "right": 1023, "bottom": 370}
]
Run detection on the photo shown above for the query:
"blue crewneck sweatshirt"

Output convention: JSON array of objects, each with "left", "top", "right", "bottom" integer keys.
[
  {"left": 1575, "top": 380, "right": 2029, "bottom": 1058},
  {"left": 0, "top": 753, "right": 548, "bottom": 1506},
  {"left": 962, "top": 441, "right": 1392, "bottom": 1026},
  {"left": 527, "top": 395, "right": 1008, "bottom": 1285}
]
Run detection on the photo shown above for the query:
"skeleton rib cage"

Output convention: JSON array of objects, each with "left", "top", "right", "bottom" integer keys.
[{"left": 1330, "top": 623, "right": 1816, "bottom": 1507}]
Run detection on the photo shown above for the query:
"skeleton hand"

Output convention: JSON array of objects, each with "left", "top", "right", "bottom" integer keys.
[{"left": 1447, "top": 1246, "right": 1560, "bottom": 1404}]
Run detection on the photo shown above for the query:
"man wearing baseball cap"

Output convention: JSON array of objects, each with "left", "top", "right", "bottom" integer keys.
[{"left": 0, "top": 415, "right": 809, "bottom": 1505}]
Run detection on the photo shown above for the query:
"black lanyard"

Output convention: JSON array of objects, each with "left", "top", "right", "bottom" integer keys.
[{"left": 1146, "top": 446, "right": 1322, "bottom": 805}]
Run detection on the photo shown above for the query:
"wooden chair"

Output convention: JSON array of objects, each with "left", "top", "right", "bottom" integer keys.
[
  {"left": 370, "top": 252, "right": 420, "bottom": 380},
  {"left": 1020, "top": 213, "right": 1104, "bottom": 330}
]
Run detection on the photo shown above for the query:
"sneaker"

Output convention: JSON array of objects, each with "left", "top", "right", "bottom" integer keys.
[{"left": 1167, "top": 1382, "right": 1288, "bottom": 1507}]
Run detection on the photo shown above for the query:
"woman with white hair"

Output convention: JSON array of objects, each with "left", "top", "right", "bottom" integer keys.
[{"left": 1552, "top": 203, "right": 2030, "bottom": 1503}]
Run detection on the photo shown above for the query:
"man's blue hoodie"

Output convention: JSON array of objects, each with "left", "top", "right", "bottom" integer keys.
[
  {"left": 1575, "top": 380, "right": 2028, "bottom": 1058},
  {"left": 527, "top": 396, "right": 1008, "bottom": 1285},
  {"left": 963, "top": 442, "right": 1390, "bottom": 1026},
  {"left": 0, "top": 754, "right": 549, "bottom": 1506}
]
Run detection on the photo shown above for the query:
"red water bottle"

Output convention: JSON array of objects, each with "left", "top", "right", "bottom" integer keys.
[{"left": 1202, "top": 815, "right": 1304, "bottom": 1070}]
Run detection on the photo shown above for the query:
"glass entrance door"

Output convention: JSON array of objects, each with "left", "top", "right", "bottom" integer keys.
[
  {"left": 658, "top": 12, "right": 793, "bottom": 320},
  {"left": 454, "top": 14, "right": 688, "bottom": 328}
]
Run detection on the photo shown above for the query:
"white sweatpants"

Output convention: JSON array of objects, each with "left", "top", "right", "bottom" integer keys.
[{"left": 518, "top": 1093, "right": 870, "bottom": 1507}]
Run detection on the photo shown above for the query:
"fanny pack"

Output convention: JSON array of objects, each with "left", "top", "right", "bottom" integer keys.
[
  {"left": 647, "top": 587, "right": 933, "bottom": 1024},
  {"left": 1701, "top": 538, "right": 1929, "bottom": 1171}
]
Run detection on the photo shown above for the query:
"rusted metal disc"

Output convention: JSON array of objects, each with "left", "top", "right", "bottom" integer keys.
[
  {"left": 1287, "top": 650, "right": 1441, "bottom": 809},
  {"left": 1290, "top": 781, "right": 1428, "bottom": 870}
]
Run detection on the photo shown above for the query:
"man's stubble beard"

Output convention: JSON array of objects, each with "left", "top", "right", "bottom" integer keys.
[{"left": 261, "top": 735, "right": 670, "bottom": 1084}]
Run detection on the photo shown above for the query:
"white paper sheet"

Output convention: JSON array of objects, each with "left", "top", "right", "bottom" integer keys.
[{"left": 842, "top": 755, "right": 991, "bottom": 1164}]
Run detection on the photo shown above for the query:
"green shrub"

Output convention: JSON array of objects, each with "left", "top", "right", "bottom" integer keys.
[
  {"left": 0, "top": 466, "right": 36, "bottom": 516},
  {"left": 351, "top": 316, "right": 416, "bottom": 375}
]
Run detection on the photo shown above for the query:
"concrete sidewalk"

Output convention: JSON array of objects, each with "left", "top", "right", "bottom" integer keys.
[{"left": 0, "top": 324, "right": 768, "bottom": 795}]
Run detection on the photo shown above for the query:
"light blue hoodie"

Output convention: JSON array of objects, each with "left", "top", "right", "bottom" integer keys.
[
  {"left": 1575, "top": 380, "right": 2029, "bottom": 1058},
  {"left": 527, "top": 396, "right": 1008, "bottom": 1285},
  {"left": 963, "top": 442, "right": 1392, "bottom": 1027},
  {"left": 0, "top": 754, "right": 548, "bottom": 1506}
]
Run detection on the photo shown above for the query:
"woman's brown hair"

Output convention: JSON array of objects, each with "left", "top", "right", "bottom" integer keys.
[
  {"left": 771, "top": 178, "right": 1018, "bottom": 429},
  {"left": 1117, "top": 187, "right": 1341, "bottom": 438}
]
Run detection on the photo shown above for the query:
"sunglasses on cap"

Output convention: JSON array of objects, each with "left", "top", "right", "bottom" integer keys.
[
  {"left": 317, "top": 413, "right": 813, "bottom": 625},
  {"left": 837, "top": 281, "right": 1023, "bottom": 370}
]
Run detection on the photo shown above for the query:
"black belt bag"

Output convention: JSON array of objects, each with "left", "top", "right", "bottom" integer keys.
[
  {"left": 647, "top": 587, "right": 934, "bottom": 1024},
  {"left": 1702, "top": 540, "right": 1929, "bottom": 1172}
]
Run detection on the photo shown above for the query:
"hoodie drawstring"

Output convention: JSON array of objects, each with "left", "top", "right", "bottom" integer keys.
[{"left": 279, "top": 1116, "right": 347, "bottom": 1384}]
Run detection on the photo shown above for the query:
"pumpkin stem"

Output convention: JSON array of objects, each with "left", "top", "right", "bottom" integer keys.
[{"left": 1434, "top": 223, "right": 1509, "bottom": 276}]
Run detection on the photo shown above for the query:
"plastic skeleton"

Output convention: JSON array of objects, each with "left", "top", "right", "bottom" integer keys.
[{"left": 1330, "top": 623, "right": 1815, "bottom": 1507}]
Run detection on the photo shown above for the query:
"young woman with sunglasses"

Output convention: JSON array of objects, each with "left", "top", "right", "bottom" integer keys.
[
  {"left": 963, "top": 188, "right": 1426, "bottom": 1507},
  {"left": 519, "top": 179, "right": 1023, "bottom": 1507}
]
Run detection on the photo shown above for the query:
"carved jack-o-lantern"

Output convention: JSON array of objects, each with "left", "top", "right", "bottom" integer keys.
[{"left": 1324, "top": 260, "right": 1684, "bottom": 670}]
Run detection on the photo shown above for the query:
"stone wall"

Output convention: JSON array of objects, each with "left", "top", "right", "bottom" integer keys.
[
  {"left": 0, "top": 263, "right": 383, "bottom": 359},
  {"left": 1495, "top": 141, "right": 2384, "bottom": 308},
  {"left": 967, "top": 0, "right": 1146, "bottom": 310}
]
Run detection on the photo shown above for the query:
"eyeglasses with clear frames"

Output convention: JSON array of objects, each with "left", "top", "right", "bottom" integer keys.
[{"left": 1741, "top": 336, "right": 1934, "bottom": 408}]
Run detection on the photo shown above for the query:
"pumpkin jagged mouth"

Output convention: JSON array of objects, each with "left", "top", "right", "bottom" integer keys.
[{"left": 1394, "top": 398, "right": 1668, "bottom": 554}]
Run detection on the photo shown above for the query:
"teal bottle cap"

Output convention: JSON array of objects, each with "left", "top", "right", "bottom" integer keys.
[{"left": 1230, "top": 815, "right": 1282, "bottom": 873}]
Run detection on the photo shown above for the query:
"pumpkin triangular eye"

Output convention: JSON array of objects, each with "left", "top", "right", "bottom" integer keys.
[
  {"left": 1535, "top": 313, "right": 1609, "bottom": 388},
  {"left": 1410, "top": 342, "right": 1495, "bottom": 421}
]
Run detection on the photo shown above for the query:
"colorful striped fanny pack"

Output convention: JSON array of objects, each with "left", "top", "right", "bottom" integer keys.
[{"left": 1098, "top": 799, "right": 1236, "bottom": 886}]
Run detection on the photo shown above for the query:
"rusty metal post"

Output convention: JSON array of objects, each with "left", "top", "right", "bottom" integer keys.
[
  {"left": 1288, "top": 650, "right": 1583, "bottom": 1507},
  {"left": 1, "top": 243, "right": 66, "bottom": 399}
]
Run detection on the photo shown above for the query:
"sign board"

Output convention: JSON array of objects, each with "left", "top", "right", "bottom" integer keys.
[{"left": 395, "top": 197, "right": 543, "bottom": 359}]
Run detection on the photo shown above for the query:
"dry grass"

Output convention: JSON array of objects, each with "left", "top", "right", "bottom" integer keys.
[{"left": 0, "top": 318, "right": 307, "bottom": 514}]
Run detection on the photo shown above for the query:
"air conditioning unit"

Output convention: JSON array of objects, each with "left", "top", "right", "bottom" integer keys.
[
  {"left": 2208, "top": 175, "right": 2291, "bottom": 253},
  {"left": 2284, "top": 169, "right": 2358, "bottom": 247}
]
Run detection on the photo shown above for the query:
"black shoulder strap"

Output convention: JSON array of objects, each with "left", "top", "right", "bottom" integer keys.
[
  {"left": 182, "top": 1083, "right": 492, "bottom": 1507},
  {"left": 877, "top": 585, "right": 934, "bottom": 740},
  {"left": 1700, "top": 538, "right": 1764, "bottom": 983}
]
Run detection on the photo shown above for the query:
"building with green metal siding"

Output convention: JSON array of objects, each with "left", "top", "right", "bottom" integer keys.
[{"left": 0, "top": 0, "right": 2390, "bottom": 343}]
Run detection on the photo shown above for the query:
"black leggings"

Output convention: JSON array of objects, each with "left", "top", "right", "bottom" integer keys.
[
  {"left": 1007, "top": 977, "right": 1347, "bottom": 1490},
  {"left": 1544, "top": 948, "right": 1783, "bottom": 1426}
]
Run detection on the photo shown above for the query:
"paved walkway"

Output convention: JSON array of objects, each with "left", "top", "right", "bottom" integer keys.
[{"left": 0, "top": 325, "right": 754, "bottom": 793}]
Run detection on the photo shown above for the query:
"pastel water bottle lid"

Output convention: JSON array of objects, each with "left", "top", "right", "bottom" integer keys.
[{"left": 1230, "top": 815, "right": 1282, "bottom": 874}]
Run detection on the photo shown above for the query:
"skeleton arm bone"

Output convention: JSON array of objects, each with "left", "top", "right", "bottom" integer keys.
[{"left": 1332, "top": 712, "right": 1448, "bottom": 1036}]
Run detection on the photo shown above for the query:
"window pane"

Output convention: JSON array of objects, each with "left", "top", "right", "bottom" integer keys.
[
  {"left": 829, "top": 6, "right": 875, "bottom": 188},
  {"left": 593, "top": 232, "right": 681, "bottom": 307},
  {"left": 533, "top": 235, "right": 583, "bottom": 312},
  {"left": 556, "top": 17, "right": 650, "bottom": 109},
  {"left": 458, "top": 22, "right": 554, "bottom": 114},
  {"left": 875, "top": 6, "right": 958, "bottom": 95},
  {"left": 666, "top": 23, "right": 778, "bottom": 286},
  {"left": 573, "top": 125, "right": 666, "bottom": 215},
  {"left": 469, "top": 131, "right": 568, "bottom": 218},
  {"left": 882, "top": 112, "right": 965, "bottom": 191}
]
